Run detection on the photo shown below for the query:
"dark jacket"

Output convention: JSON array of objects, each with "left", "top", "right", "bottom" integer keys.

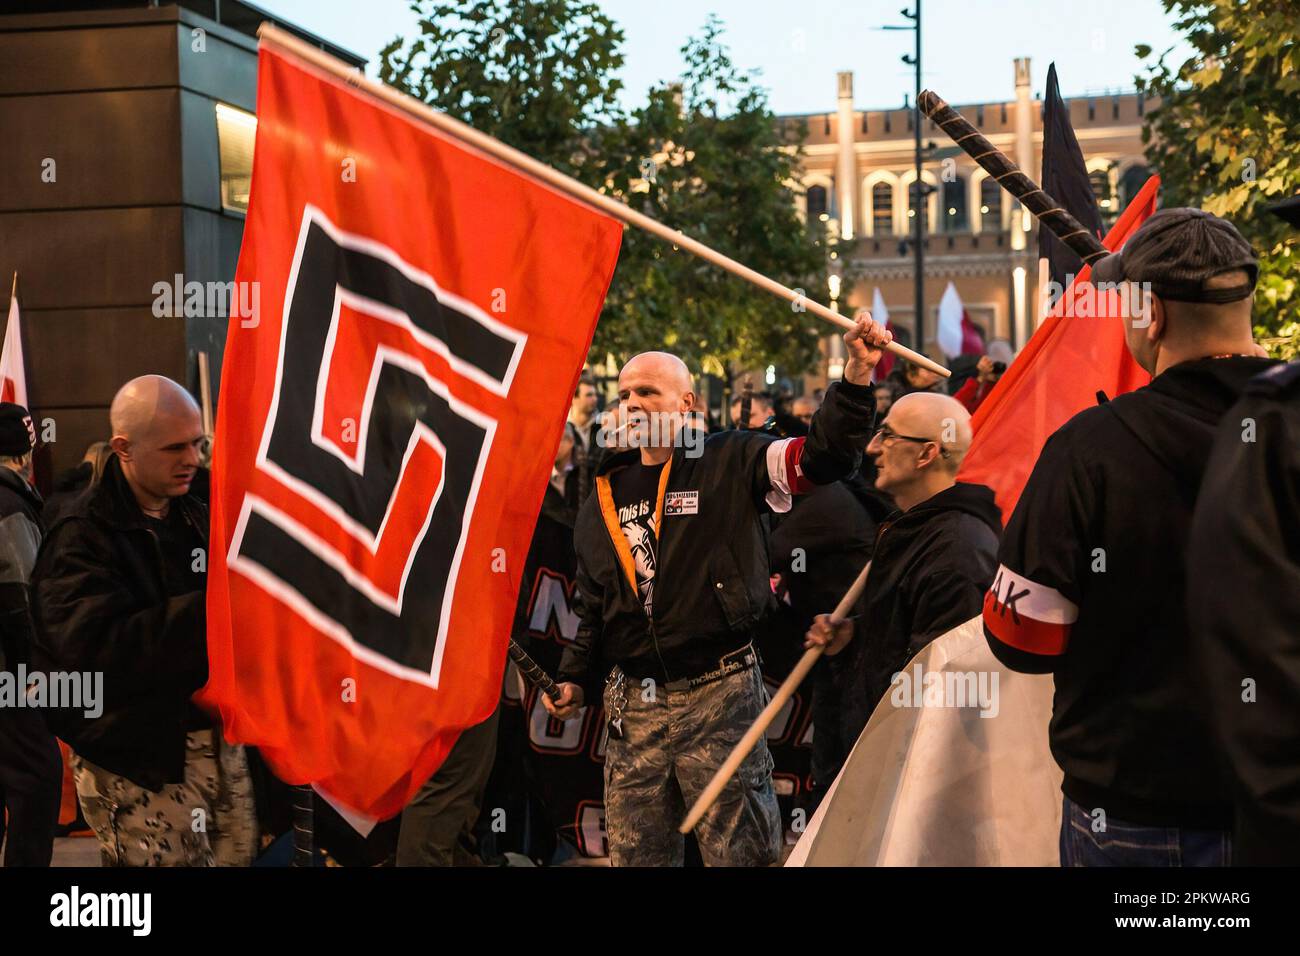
[
  {"left": 769, "top": 473, "right": 887, "bottom": 628},
  {"left": 30, "top": 455, "right": 210, "bottom": 790},
  {"left": 558, "top": 381, "right": 877, "bottom": 699},
  {"left": 40, "top": 461, "right": 93, "bottom": 530},
  {"left": 0, "top": 466, "right": 44, "bottom": 671},
  {"left": 986, "top": 355, "right": 1280, "bottom": 827},
  {"left": 840, "top": 481, "right": 1001, "bottom": 741},
  {"left": 1188, "top": 360, "right": 1300, "bottom": 862}
]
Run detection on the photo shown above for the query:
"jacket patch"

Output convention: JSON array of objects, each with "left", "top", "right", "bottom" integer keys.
[{"left": 664, "top": 490, "right": 698, "bottom": 516}]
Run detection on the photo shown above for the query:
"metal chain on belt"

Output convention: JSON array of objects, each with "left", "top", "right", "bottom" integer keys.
[{"left": 606, "top": 669, "right": 627, "bottom": 740}]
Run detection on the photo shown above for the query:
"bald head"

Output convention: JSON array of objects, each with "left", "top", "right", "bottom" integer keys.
[
  {"left": 109, "top": 375, "right": 205, "bottom": 508},
  {"left": 887, "top": 392, "right": 972, "bottom": 472},
  {"left": 111, "top": 375, "right": 201, "bottom": 444},
  {"left": 620, "top": 352, "right": 694, "bottom": 396},
  {"left": 868, "top": 390, "right": 974, "bottom": 509},
  {"left": 616, "top": 352, "right": 696, "bottom": 457}
]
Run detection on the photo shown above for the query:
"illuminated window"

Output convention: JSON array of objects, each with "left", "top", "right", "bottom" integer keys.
[
  {"left": 872, "top": 182, "right": 894, "bottom": 236},
  {"left": 980, "top": 179, "right": 1002, "bottom": 231},
  {"left": 941, "top": 177, "right": 967, "bottom": 232},
  {"left": 216, "top": 102, "right": 257, "bottom": 214}
]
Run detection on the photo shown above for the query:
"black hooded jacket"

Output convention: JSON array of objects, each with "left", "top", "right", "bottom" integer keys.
[
  {"left": 839, "top": 480, "right": 1002, "bottom": 741},
  {"left": 985, "top": 355, "right": 1280, "bottom": 828},
  {"left": 30, "top": 455, "right": 210, "bottom": 790}
]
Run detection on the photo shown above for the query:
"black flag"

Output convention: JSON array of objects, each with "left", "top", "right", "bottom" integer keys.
[{"left": 1039, "top": 63, "right": 1104, "bottom": 306}]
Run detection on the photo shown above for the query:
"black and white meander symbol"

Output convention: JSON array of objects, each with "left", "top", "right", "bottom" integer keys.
[{"left": 229, "top": 205, "right": 527, "bottom": 687}]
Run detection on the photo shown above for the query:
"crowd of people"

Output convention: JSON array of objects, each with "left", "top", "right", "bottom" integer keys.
[{"left": 0, "top": 207, "right": 1296, "bottom": 867}]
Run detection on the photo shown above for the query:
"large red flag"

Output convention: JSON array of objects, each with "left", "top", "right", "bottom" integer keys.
[
  {"left": 957, "top": 176, "right": 1160, "bottom": 521},
  {"left": 199, "top": 45, "right": 622, "bottom": 819}
]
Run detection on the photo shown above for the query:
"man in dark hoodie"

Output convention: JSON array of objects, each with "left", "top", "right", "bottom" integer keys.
[
  {"left": 982, "top": 208, "right": 1278, "bottom": 866},
  {"left": 805, "top": 392, "right": 1001, "bottom": 744}
]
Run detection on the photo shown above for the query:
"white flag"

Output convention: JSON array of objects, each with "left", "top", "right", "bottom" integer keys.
[
  {"left": 1, "top": 293, "right": 27, "bottom": 408},
  {"left": 786, "top": 616, "right": 1062, "bottom": 866},
  {"left": 870, "top": 286, "right": 889, "bottom": 329},
  {"left": 936, "top": 280, "right": 964, "bottom": 360}
]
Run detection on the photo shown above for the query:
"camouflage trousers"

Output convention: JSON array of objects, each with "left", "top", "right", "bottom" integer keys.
[
  {"left": 602, "top": 661, "right": 782, "bottom": 867},
  {"left": 72, "top": 730, "right": 257, "bottom": 867}
]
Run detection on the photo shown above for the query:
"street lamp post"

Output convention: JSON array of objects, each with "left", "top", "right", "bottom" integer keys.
[{"left": 885, "top": 4, "right": 926, "bottom": 350}]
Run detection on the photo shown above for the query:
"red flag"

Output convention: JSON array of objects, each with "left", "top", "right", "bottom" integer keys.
[
  {"left": 198, "top": 45, "right": 623, "bottom": 819},
  {"left": 959, "top": 309, "right": 984, "bottom": 356},
  {"left": 873, "top": 320, "right": 897, "bottom": 383},
  {"left": 957, "top": 176, "right": 1160, "bottom": 521},
  {"left": 1, "top": 291, "right": 28, "bottom": 407}
]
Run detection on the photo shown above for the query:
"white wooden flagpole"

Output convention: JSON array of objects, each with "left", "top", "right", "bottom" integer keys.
[
  {"left": 678, "top": 560, "right": 872, "bottom": 834},
  {"left": 255, "top": 24, "right": 949, "bottom": 379}
]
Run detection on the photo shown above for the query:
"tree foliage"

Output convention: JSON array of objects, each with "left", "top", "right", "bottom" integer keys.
[
  {"left": 590, "top": 16, "right": 829, "bottom": 377},
  {"left": 1136, "top": 0, "right": 1300, "bottom": 357},
  {"left": 378, "top": 3, "right": 831, "bottom": 375},
  {"left": 378, "top": 0, "right": 624, "bottom": 184}
]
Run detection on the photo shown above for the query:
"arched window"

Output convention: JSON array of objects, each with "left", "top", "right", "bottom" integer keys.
[
  {"left": 907, "top": 178, "right": 928, "bottom": 230},
  {"left": 941, "top": 177, "right": 968, "bottom": 232},
  {"left": 872, "top": 182, "right": 893, "bottom": 236},
  {"left": 979, "top": 178, "right": 1002, "bottom": 231},
  {"left": 806, "top": 184, "right": 828, "bottom": 221}
]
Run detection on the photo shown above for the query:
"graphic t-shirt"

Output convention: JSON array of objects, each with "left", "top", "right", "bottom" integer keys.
[{"left": 609, "top": 461, "right": 664, "bottom": 614}]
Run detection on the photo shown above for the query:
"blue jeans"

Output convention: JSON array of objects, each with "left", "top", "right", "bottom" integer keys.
[{"left": 1059, "top": 795, "right": 1231, "bottom": 866}]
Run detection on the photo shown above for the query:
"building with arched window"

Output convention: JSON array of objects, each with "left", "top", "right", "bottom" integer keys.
[
  {"left": 872, "top": 181, "right": 894, "bottom": 236},
  {"left": 941, "top": 177, "right": 968, "bottom": 233},
  {"left": 785, "top": 59, "right": 1154, "bottom": 385},
  {"left": 979, "top": 177, "right": 1004, "bottom": 232}
]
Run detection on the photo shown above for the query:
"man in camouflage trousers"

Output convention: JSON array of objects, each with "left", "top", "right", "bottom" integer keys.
[
  {"left": 546, "top": 319, "right": 889, "bottom": 866},
  {"left": 72, "top": 730, "right": 255, "bottom": 866},
  {"left": 33, "top": 376, "right": 255, "bottom": 867},
  {"left": 598, "top": 651, "right": 777, "bottom": 865}
]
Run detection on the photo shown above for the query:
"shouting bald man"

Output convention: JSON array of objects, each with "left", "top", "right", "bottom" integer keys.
[
  {"left": 32, "top": 375, "right": 255, "bottom": 866},
  {"left": 806, "top": 392, "right": 1001, "bottom": 745},
  {"left": 545, "top": 321, "right": 890, "bottom": 866}
]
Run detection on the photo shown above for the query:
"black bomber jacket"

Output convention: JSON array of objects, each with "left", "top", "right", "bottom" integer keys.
[{"left": 557, "top": 380, "right": 877, "bottom": 699}]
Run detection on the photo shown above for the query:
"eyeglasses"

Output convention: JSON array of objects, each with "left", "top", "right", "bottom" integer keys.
[{"left": 872, "top": 424, "right": 950, "bottom": 458}]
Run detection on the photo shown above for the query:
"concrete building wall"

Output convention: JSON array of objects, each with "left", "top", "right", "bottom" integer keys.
[{"left": 0, "top": 2, "right": 360, "bottom": 485}]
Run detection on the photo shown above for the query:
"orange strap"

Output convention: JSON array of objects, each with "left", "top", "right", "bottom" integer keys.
[{"left": 594, "top": 455, "right": 674, "bottom": 595}]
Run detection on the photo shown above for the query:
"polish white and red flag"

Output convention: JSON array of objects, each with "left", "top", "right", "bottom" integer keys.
[{"left": 1, "top": 291, "right": 28, "bottom": 408}]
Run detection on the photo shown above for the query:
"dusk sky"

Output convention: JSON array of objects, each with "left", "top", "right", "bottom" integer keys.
[{"left": 258, "top": 0, "right": 1193, "bottom": 113}]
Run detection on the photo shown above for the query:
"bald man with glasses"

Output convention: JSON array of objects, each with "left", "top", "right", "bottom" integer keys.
[{"left": 806, "top": 392, "right": 1002, "bottom": 744}]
